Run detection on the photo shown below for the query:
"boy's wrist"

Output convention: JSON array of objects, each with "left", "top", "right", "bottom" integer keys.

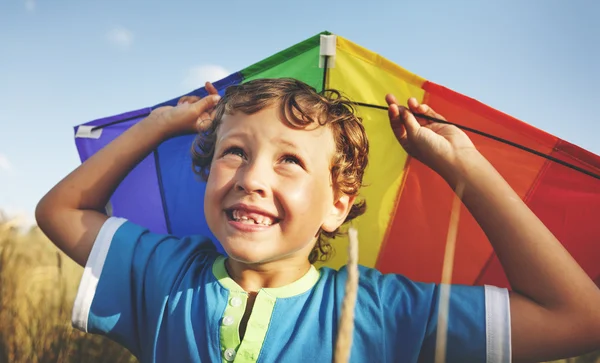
[
  {"left": 438, "top": 148, "right": 487, "bottom": 189},
  {"left": 137, "top": 115, "right": 177, "bottom": 140}
]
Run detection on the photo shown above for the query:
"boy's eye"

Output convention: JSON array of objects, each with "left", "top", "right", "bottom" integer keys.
[
  {"left": 223, "top": 147, "right": 245, "bottom": 159},
  {"left": 281, "top": 154, "right": 303, "bottom": 166}
]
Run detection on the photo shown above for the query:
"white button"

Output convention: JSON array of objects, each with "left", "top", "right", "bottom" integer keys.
[
  {"left": 224, "top": 348, "right": 236, "bottom": 361},
  {"left": 222, "top": 315, "right": 234, "bottom": 326},
  {"left": 230, "top": 297, "right": 242, "bottom": 307}
]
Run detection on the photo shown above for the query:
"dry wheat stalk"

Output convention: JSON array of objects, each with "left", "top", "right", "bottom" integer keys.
[
  {"left": 434, "top": 181, "right": 465, "bottom": 363},
  {"left": 334, "top": 226, "right": 360, "bottom": 363}
]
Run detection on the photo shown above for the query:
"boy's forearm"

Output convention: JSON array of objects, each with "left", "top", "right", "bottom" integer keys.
[
  {"left": 36, "top": 117, "right": 170, "bottom": 265},
  {"left": 446, "top": 150, "right": 598, "bottom": 307},
  {"left": 447, "top": 151, "right": 600, "bottom": 359}
]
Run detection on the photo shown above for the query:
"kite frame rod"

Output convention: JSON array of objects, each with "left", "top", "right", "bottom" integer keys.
[
  {"left": 353, "top": 102, "right": 600, "bottom": 182},
  {"left": 90, "top": 112, "right": 152, "bottom": 131}
]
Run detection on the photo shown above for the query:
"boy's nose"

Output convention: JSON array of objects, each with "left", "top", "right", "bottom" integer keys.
[{"left": 234, "top": 161, "right": 270, "bottom": 197}]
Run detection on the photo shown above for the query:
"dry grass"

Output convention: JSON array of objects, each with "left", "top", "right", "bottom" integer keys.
[
  {"left": 0, "top": 214, "right": 597, "bottom": 363},
  {"left": 0, "top": 216, "right": 136, "bottom": 363},
  {"left": 550, "top": 353, "right": 600, "bottom": 363}
]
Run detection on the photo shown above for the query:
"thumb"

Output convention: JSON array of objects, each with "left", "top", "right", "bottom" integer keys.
[
  {"left": 191, "top": 94, "right": 221, "bottom": 114},
  {"left": 178, "top": 95, "right": 202, "bottom": 105}
]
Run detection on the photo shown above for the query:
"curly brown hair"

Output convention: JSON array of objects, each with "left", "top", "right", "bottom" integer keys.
[{"left": 191, "top": 78, "right": 369, "bottom": 263}]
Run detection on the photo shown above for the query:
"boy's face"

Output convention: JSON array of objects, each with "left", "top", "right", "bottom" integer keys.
[{"left": 204, "top": 105, "right": 351, "bottom": 266}]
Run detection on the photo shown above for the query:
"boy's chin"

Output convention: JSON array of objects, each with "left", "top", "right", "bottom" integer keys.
[
  {"left": 222, "top": 246, "right": 301, "bottom": 267},
  {"left": 222, "top": 246, "right": 275, "bottom": 265}
]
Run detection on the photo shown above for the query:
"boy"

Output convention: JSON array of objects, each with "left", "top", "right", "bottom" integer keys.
[{"left": 37, "top": 78, "right": 600, "bottom": 362}]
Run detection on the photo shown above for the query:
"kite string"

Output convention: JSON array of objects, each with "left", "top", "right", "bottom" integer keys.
[
  {"left": 334, "top": 226, "right": 360, "bottom": 363},
  {"left": 351, "top": 101, "right": 600, "bottom": 182},
  {"left": 434, "top": 181, "right": 465, "bottom": 363}
]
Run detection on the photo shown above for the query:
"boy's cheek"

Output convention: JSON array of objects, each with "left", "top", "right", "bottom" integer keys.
[
  {"left": 206, "top": 165, "right": 235, "bottom": 188},
  {"left": 279, "top": 179, "right": 332, "bottom": 212}
]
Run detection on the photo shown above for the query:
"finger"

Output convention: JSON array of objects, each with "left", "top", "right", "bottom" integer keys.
[
  {"left": 388, "top": 103, "right": 406, "bottom": 141},
  {"left": 418, "top": 104, "right": 446, "bottom": 121},
  {"left": 399, "top": 106, "right": 421, "bottom": 138},
  {"left": 388, "top": 101, "right": 400, "bottom": 121},
  {"left": 386, "top": 94, "right": 406, "bottom": 138},
  {"left": 191, "top": 94, "right": 221, "bottom": 114},
  {"left": 178, "top": 95, "right": 201, "bottom": 105},
  {"left": 407, "top": 97, "right": 420, "bottom": 111},
  {"left": 385, "top": 94, "right": 401, "bottom": 121},
  {"left": 408, "top": 97, "right": 446, "bottom": 122},
  {"left": 205, "top": 82, "right": 219, "bottom": 96},
  {"left": 385, "top": 93, "right": 399, "bottom": 106}
]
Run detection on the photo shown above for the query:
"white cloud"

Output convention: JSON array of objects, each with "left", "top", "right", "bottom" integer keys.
[
  {"left": 24, "top": 0, "right": 35, "bottom": 12},
  {"left": 107, "top": 26, "right": 134, "bottom": 50},
  {"left": 182, "top": 65, "right": 229, "bottom": 90},
  {"left": 0, "top": 154, "right": 14, "bottom": 175}
]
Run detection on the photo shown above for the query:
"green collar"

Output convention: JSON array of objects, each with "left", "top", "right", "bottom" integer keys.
[{"left": 212, "top": 255, "right": 320, "bottom": 298}]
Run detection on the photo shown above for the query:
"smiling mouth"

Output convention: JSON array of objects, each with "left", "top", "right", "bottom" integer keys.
[{"left": 225, "top": 209, "right": 280, "bottom": 226}]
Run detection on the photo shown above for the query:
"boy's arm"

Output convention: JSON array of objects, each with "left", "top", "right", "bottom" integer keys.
[
  {"left": 452, "top": 150, "right": 600, "bottom": 362},
  {"left": 387, "top": 96, "right": 600, "bottom": 362},
  {"left": 36, "top": 88, "right": 220, "bottom": 267}
]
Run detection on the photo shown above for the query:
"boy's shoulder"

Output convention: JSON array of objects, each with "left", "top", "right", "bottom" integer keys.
[
  {"left": 318, "top": 263, "right": 435, "bottom": 296},
  {"left": 113, "top": 218, "right": 218, "bottom": 249},
  {"left": 94, "top": 217, "right": 222, "bottom": 279}
]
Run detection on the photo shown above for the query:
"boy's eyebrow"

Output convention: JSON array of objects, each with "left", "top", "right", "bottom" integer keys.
[
  {"left": 273, "top": 138, "right": 317, "bottom": 158},
  {"left": 217, "top": 133, "right": 304, "bottom": 152},
  {"left": 216, "top": 131, "right": 245, "bottom": 144},
  {"left": 273, "top": 138, "right": 301, "bottom": 150}
]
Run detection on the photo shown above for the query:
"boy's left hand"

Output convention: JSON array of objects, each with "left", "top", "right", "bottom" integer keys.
[{"left": 386, "top": 94, "right": 477, "bottom": 179}]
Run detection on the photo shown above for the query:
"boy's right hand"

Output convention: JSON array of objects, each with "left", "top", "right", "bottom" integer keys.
[{"left": 146, "top": 81, "right": 221, "bottom": 138}]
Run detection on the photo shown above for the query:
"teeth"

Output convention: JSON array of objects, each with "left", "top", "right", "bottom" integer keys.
[{"left": 231, "top": 209, "right": 273, "bottom": 226}]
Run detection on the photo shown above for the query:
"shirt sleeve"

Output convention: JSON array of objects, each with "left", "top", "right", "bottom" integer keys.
[
  {"left": 375, "top": 271, "right": 511, "bottom": 363},
  {"left": 417, "top": 283, "right": 511, "bottom": 363},
  {"left": 71, "top": 217, "right": 216, "bottom": 357}
]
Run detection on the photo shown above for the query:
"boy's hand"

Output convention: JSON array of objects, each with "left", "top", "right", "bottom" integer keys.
[
  {"left": 147, "top": 82, "right": 221, "bottom": 138},
  {"left": 386, "top": 94, "right": 477, "bottom": 180}
]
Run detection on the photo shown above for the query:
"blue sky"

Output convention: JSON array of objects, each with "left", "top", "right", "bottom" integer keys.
[{"left": 0, "top": 0, "right": 598, "bottom": 224}]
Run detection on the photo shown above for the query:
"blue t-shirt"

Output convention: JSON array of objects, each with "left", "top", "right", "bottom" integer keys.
[{"left": 72, "top": 218, "right": 511, "bottom": 363}]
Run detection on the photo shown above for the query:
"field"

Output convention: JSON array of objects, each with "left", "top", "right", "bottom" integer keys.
[
  {"left": 0, "top": 216, "right": 597, "bottom": 363},
  {"left": 0, "top": 216, "right": 135, "bottom": 363}
]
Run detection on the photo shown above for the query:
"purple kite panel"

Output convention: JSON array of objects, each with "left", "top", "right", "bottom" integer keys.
[
  {"left": 74, "top": 110, "right": 169, "bottom": 234},
  {"left": 79, "top": 108, "right": 152, "bottom": 128}
]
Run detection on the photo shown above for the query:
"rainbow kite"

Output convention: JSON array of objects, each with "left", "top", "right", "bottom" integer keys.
[{"left": 74, "top": 31, "right": 600, "bottom": 288}]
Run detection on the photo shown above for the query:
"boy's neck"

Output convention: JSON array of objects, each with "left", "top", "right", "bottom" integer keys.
[{"left": 224, "top": 257, "right": 312, "bottom": 293}]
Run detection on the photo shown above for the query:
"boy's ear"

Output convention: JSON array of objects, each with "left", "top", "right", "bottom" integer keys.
[{"left": 321, "top": 194, "right": 356, "bottom": 233}]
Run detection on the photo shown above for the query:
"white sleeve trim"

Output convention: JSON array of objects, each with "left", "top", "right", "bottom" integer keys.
[
  {"left": 485, "top": 285, "right": 512, "bottom": 363},
  {"left": 71, "top": 217, "right": 127, "bottom": 332}
]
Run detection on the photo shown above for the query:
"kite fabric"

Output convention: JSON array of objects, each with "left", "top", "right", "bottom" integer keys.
[{"left": 74, "top": 31, "right": 600, "bottom": 288}]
